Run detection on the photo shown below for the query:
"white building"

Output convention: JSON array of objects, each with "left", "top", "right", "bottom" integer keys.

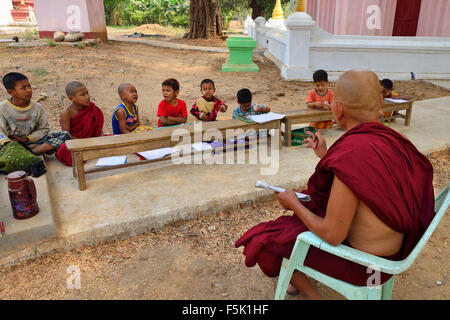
[{"left": 0, "top": 1, "right": 14, "bottom": 26}]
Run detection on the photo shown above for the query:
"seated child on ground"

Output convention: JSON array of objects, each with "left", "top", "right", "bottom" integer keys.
[
  {"left": 0, "top": 72, "right": 70, "bottom": 155},
  {"left": 232, "top": 88, "right": 270, "bottom": 120},
  {"left": 190, "top": 79, "right": 227, "bottom": 121},
  {"left": 380, "top": 78, "right": 412, "bottom": 122},
  {"left": 306, "top": 69, "right": 334, "bottom": 130},
  {"left": 56, "top": 81, "right": 104, "bottom": 166},
  {"left": 157, "top": 78, "right": 188, "bottom": 127},
  {"left": 112, "top": 83, "right": 148, "bottom": 134}
]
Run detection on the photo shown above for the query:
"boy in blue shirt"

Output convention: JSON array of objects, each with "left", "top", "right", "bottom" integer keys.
[{"left": 232, "top": 88, "right": 270, "bottom": 119}]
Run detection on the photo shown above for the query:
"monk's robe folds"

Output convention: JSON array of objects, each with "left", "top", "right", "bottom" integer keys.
[
  {"left": 56, "top": 102, "right": 104, "bottom": 166},
  {"left": 235, "top": 122, "right": 435, "bottom": 286}
]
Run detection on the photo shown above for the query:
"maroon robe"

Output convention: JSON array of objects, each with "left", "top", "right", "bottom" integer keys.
[
  {"left": 235, "top": 122, "right": 435, "bottom": 286},
  {"left": 56, "top": 102, "right": 104, "bottom": 166}
]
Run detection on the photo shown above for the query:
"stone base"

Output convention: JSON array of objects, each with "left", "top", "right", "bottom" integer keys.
[
  {"left": 39, "top": 30, "right": 108, "bottom": 42},
  {"left": 222, "top": 63, "right": 259, "bottom": 72}
]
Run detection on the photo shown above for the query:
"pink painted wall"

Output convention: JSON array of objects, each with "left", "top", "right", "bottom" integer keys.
[
  {"left": 306, "top": 0, "right": 449, "bottom": 37},
  {"left": 416, "top": 0, "right": 450, "bottom": 37},
  {"left": 34, "top": 0, "right": 106, "bottom": 35}
]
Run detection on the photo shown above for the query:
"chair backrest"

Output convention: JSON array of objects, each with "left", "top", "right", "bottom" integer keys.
[{"left": 403, "top": 183, "right": 450, "bottom": 266}]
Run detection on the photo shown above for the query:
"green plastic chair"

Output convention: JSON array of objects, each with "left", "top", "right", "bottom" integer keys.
[{"left": 275, "top": 183, "right": 450, "bottom": 300}]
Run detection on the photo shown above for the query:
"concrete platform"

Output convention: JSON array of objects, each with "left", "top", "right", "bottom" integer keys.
[
  {"left": 0, "top": 96, "right": 449, "bottom": 267},
  {"left": 0, "top": 171, "right": 56, "bottom": 252}
]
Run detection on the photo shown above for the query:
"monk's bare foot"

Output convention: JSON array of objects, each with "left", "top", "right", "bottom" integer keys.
[
  {"left": 299, "top": 291, "right": 322, "bottom": 300},
  {"left": 287, "top": 284, "right": 299, "bottom": 296}
]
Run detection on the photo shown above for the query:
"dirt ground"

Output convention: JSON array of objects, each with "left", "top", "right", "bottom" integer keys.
[
  {"left": 0, "top": 41, "right": 448, "bottom": 135},
  {"left": 0, "top": 150, "right": 448, "bottom": 300},
  {"left": 0, "top": 40, "right": 449, "bottom": 300}
]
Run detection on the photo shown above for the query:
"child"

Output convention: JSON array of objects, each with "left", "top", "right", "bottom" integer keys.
[
  {"left": 56, "top": 81, "right": 104, "bottom": 166},
  {"left": 157, "top": 78, "right": 188, "bottom": 127},
  {"left": 380, "top": 79, "right": 412, "bottom": 123},
  {"left": 306, "top": 69, "right": 334, "bottom": 130},
  {"left": 380, "top": 79, "right": 411, "bottom": 101},
  {"left": 232, "top": 88, "right": 270, "bottom": 119},
  {"left": 0, "top": 72, "right": 70, "bottom": 155},
  {"left": 112, "top": 83, "right": 140, "bottom": 134},
  {"left": 190, "top": 79, "right": 228, "bottom": 121}
]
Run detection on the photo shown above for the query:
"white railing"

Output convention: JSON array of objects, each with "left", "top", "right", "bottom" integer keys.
[{"left": 244, "top": 13, "right": 450, "bottom": 80}]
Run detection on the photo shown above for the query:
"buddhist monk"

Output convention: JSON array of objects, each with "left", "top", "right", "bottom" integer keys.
[
  {"left": 56, "top": 81, "right": 104, "bottom": 166},
  {"left": 235, "top": 70, "right": 435, "bottom": 300}
]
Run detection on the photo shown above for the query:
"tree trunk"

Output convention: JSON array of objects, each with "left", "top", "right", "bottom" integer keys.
[
  {"left": 189, "top": 0, "right": 224, "bottom": 39},
  {"left": 250, "top": 0, "right": 265, "bottom": 19}
]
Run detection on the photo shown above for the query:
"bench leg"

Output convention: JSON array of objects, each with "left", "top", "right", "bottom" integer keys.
[
  {"left": 276, "top": 120, "right": 282, "bottom": 150},
  {"left": 405, "top": 103, "right": 413, "bottom": 126},
  {"left": 72, "top": 151, "right": 77, "bottom": 177},
  {"left": 285, "top": 121, "right": 292, "bottom": 147},
  {"left": 74, "top": 151, "right": 87, "bottom": 191}
]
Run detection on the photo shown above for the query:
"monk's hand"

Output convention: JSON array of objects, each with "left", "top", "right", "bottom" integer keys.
[
  {"left": 277, "top": 190, "right": 300, "bottom": 211},
  {"left": 304, "top": 130, "right": 327, "bottom": 159},
  {"left": 201, "top": 114, "right": 210, "bottom": 121}
]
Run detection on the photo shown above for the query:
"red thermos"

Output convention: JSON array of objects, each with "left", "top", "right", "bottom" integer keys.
[{"left": 7, "top": 171, "right": 39, "bottom": 220}]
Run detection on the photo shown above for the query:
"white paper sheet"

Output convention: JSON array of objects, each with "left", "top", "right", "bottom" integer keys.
[
  {"left": 247, "top": 112, "right": 286, "bottom": 124},
  {"left": 384, "top": 98, "right": 410, "bottom": 103},
  {"left": 191, "top": 142, "right": 213, "bottom": 152},
  {"left": 96, "top": 156, "right": 127, "bottom": 167},
  {"left": 255, "top": 181, "right": 310, "bottom": 201},
  {"left": 137, "top": 147, "right": 177, "bottom": 160}
]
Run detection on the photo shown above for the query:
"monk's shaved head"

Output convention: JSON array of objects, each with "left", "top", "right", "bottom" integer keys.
[
  {"left": 334, "top": 70, "right": 381, "bottom": 122},
  {"left": 118, "top": 83, "right": 135, "bottom": 95},
  {"left": 65, "top": 81, "right": 86, "bottom": 97}
]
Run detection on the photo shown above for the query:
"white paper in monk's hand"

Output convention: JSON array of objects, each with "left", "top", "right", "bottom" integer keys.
[
  {"left": 191, "top": 142, "right": 213, "bottom": 152},
  {"left": 137, "top": 147, "right": 177, "bottom": 160},
  {"left": 255, "top": 181, "right": 311, "bottom": 202},
  {"left": 247, "top": 112, "right": 286, "bottom": 124},
  {"left": 384, "top": 98, "right": 410, "bottom": 103},
  {"left": 96, "top": 156, "right": 127, "bottom": 167}
]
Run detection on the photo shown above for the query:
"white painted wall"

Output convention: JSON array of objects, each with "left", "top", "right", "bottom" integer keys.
[
  {"left": 0, "top": 0, "right": 14, "bottom": 26},
  {"left": 247, "top": 14, "right": 450, "bottom": 80}
]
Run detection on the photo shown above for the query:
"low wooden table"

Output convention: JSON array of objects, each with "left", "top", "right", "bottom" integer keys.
[
  {"left": 381, "top": 100, "right": 414, "bottom": 126},
  {"left": 66, "top": 119, "right": 282, "bottom": 190},
  {"left": 281, "top": 100, "right": 414, "bottom": 147}
]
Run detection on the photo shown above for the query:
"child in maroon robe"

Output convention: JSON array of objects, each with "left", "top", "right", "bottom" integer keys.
[{"left": 56, "top": 82, "right": 104, "bottom": 166}]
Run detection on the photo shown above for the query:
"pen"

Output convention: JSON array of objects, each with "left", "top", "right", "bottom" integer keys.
[{"left": 313, "top": 130, "right": 320, "bottom": 150}]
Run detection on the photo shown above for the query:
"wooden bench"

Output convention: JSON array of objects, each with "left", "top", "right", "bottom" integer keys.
[
  {"left": 66, "top": 119, "right": 282, "bottom": 190},
  {"left": 282, "top": 100, "right": 414, "bottom": 147},
  {"left": 381, "top": 100, "right": 414, "bottom": 126}
]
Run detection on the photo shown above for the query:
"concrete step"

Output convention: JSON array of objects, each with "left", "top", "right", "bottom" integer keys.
[{"left": 0, "top": 170, "right": 57, "bottom": 253}]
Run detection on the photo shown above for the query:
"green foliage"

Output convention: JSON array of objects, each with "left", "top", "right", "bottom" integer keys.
[
  {"left": 104, "top": 0, "right": 293, "bottom": 29},
  {"left": 104, "top": 0, "right": 190, "bottom": 27}
]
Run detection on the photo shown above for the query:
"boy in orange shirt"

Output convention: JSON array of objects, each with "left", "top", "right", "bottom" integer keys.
[{"left": 306, "top": 70, "right": 334, "bottom": 129}]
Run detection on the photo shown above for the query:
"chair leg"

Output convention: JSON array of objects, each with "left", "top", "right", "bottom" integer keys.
[
  {"left": 381, "top": 276, "right": 395, "bottom": 300},
  {"left": 275, "top": 258, "right": 294, "bottom": 300},
  {"left": 367, "top": 286, "right": 383, "bottom": 300}
]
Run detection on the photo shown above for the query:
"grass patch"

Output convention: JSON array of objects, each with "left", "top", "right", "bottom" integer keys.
[
  {"left": 32, "top": 67, "right": 48, "bottom": 78},
  {"left": 45, "top": 39, "right": 56, "bottom": 47}
]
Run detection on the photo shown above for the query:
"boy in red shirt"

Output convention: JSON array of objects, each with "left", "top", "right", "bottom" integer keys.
[
  {"left": 306, "top": 70, "right": 334, "bottom": 130},
  {"left": 157, "top": 78, "right": 188, "bottom": 127}
]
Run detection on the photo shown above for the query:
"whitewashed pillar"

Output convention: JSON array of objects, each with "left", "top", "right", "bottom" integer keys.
[
  {"left": 254, "top": 16, "right": 266, "bottom": 46},
  {"left": 282, "top": 12, "right": 316, "bottom": 80},
  {"left": 0, "top": 1, "right": 14, "bottom": 26}
]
